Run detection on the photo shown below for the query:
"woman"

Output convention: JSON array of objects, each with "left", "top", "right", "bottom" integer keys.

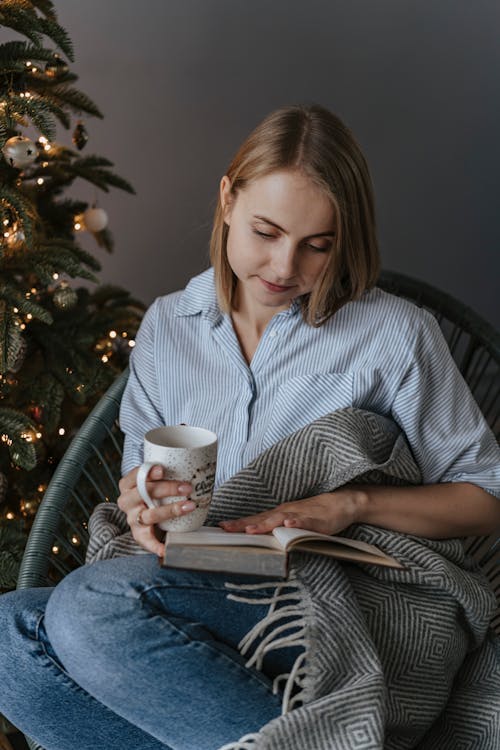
[{"left": 1, "top": 104, "right": 499, "bottom": 750}]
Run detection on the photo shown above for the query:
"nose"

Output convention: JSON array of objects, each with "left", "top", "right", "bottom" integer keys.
[{"left": 271, "top": 242, "right": 298, "bottom": 281}]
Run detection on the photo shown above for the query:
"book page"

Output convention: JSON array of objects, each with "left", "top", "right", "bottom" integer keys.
[
  {"left": 166, "top": 526, "right": 282, "bottom": 550},
  {"left": 272, "top": 526, "right": 394, "bottom": 559}
]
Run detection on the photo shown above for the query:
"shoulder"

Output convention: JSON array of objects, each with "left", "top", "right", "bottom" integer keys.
[
  {"left": 331, "top": 286, "right": 436, "bottom": 350},
  {"left": 140, "top": 268, "right": 218, "bottom": 332}
]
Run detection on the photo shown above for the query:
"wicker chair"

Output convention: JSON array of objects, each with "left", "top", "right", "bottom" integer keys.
[{"left": 15, "top": 271, "right": 500, "bottom": 750}]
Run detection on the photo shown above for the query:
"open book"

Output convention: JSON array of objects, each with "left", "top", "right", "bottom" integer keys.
[{"left": 162, "top": 526, "right": 403, "bottom": 578}]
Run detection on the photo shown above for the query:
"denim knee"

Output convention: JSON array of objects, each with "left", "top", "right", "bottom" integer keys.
[
  {"left": 0, "top": 588, "right": 53, "bottom": 715},
  {"left": 43, "top": 556, "right": 159, "bottom": 674}
]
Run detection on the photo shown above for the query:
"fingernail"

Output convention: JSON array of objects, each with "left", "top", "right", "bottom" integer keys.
[
  {"left": 152, "top": 466, "right": 163, "bottom": 478},
  {"left": 181, "top": 501, "right": 196, "bottom": 512},
  {"left": 177, "top": 483, "right": 192, "bottom": 494}
]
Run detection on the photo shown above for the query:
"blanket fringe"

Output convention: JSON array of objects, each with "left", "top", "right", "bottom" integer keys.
[
  {"left": 217, "top": 732, "right": 261, "bottom": 749},
  {"left": 225, "top": 578, "right": 307, "bottom": 714}
]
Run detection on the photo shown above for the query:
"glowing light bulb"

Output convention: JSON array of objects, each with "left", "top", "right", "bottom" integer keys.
[
  {"left": 129, "top": 340, "right": 136, "bottom": 348},
  {"left": 52, "top": 273, "right": 59, "bottom": 280},
  {"left": 37, "top": 178, "right": 44, "bottom": 185},
  {"left": 58, "top": 428, "right": 65, "bottom": 436},
  {"left": 109, "top": 330, "right": 117, "bottom": 338},
  {"left": 39, "top": 136, "right": 48, "bottom": 144}
]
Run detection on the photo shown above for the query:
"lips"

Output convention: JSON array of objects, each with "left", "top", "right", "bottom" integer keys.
[{"left": 260, "top": 278, "right": 294, "bottom": 293}]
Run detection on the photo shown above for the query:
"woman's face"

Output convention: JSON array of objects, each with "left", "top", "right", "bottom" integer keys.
[{"left": 221, "top": 169, "right": 336, "bottom": 320}]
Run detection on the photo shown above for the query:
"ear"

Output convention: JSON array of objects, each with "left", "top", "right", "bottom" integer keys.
[{"left": 220, "top": 175, "right": 233, "bottom": 224}]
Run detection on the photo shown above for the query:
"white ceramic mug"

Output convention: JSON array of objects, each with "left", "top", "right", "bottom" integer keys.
[{"left": 136, "top": 425, "right": 217, "bottom": 532}]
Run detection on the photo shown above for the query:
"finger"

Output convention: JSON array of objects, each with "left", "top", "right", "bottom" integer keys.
[
  {"left": 131, "top": 527, "right": 165, "bottom": 557},
  {"left": 118, "top": 479, "right": 192, "bottom": 513},
  {"left": 220, "top": 510, "right": 288, "bottom": 534},
  {"left": 136, "top": 499, "right": 196, "bottom": 527},
  {"left": 283, "top": 514, "right": 331, "bottom": 534}
]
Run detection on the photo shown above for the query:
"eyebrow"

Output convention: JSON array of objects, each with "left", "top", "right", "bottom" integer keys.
[{"left": 253, "top": 215, "right": 336, "bottom": 238}]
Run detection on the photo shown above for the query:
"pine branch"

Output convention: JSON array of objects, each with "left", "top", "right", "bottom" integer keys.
[
  {"left": 11, "top": 81, "right": 72, "bottom": 128},
  {"left": 0, "top": 284, "right": 53, "bottom": 324},
  {"left": 50, "top": 85, "right": 103, "bottom": 118},
  {"left": 0, "top": 407, "right": 37, "bottom": 469},
  {"left": 36, "top": 239, "right": 101, "bottom": 272},
  {"left": 69, "top": 162, "right": 135, "bottom": 194},
  {"left": 8, "top": 95, "right": 57, "bottom": 139},
  {"left": 0, "top": 2, "right": 74, "bottom": 61},
  {"left": 0, "top": 186, "right": 38, "bottom": 244},
  {"left": 29, "top": 0, "right": 58, "bottom": 21},
  {"left": 0, "top": 299, "right": 24, "bottom": 372},
  {"left": 0, "top": 525, "right": 26, "bottom": 590},
  {"left": 28, "top": 245, "right": 100, "bottom": 284},
  {"left": 0, "top": 2, "right": 46, "bottom": 48},
  {"left": 0, "top": 40, "right": 57, "bottom": 69},
  {"left": 29, "top": 371, "right": 64, "bottom": 433},
  {"left": 37, "top": 17, "right": 74, "bottom": 60}
]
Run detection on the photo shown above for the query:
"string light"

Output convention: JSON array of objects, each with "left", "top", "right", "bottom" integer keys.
[
  {"left": 5, "top": 512, "right": 15, "bottom": 521},
  {"left": 129, "top": 340, "right": 136, "bottom": 348},
  {"left": 109, "top": 330, "right": 117, "bottom": 339},
  {"left": 37, "top": 178, "right": 44, "bottom": 185},
  {"left": 52, "top": 545, "right": 60, "bottom": 554},
  {"left": 74, "top": 221, "right": 82, "bottom": 230},
  {"left": 58, "top": 427, "right": 65, "bottom": 436},
  {"left": 101, "top": 355, "right": 109, "bottom": 363},
  {"left": 52, "top": 273, "right": 59, "bottom": 280},
  {"left": 38, "top": 136, "right": 48, "bottom": 145}
]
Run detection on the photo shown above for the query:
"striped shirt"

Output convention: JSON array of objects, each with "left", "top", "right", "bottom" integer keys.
[{"left": 120, "top": 267, "right": 500, "bottom": 498}]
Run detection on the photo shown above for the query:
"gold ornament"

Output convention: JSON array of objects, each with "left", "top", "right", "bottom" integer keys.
[
  {"left": 45, "top": 54, "right": 69, "bottom": 78},
  {"left": 53, "top": 282, "right": 77, "bottom": 309}
]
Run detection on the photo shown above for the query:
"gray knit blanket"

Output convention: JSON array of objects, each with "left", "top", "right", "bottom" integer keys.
[{"left": 86, "top": 408, "right": 500, "bottom": 750}]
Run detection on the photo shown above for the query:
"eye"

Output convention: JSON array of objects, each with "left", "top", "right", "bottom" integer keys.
[
  {"left": 306, "top": 242, "right": 332, "bottom": 253},
  {"left": 253, "top": 229, "right": 276, "bottom": 240}
]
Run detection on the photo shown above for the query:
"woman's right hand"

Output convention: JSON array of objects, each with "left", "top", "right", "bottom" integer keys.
[{"left": 117, "top": 465, "right": 194, "bottom": 556}]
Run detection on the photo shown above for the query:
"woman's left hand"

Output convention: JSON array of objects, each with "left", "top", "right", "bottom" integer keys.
[{"left": 219, "top": 487, "right": 366, "bottom": 536}]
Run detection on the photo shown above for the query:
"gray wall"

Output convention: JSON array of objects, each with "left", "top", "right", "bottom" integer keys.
[{"left": 47, "top": 2, "right": 500, "bottom": 327}]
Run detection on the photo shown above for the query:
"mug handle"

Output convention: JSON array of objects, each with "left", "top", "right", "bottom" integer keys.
[{"left": 136, "top": 462, "right": 158, "bottom": 509}]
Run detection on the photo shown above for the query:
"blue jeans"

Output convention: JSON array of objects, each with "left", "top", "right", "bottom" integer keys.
[{"left": 0, "top": 555, "right": 302, "bottom": 750}]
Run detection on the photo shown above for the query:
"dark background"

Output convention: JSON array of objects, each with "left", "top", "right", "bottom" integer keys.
[{"left": 9, "top": 1, "right": 500, "bottom": 326}]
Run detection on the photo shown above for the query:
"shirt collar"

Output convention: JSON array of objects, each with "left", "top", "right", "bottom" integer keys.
[
  {"left": 174, "top": 268, "right": 222, "bottom": 325},
  {"left": 175, "top": 267, "right": 302, "bottom": 325}
]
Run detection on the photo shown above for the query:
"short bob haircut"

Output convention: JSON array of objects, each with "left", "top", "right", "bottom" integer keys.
[{"left": 210, "top": 104, "right": 380, "bottom": 327}]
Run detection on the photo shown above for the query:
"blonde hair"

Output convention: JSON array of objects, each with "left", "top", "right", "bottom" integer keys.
[{"left": 210, "top": 104, "right": 380, "bottom": 326}]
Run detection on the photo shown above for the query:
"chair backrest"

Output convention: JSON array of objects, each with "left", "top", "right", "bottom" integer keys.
[{"left": 378, "top": 270, "right": 500, "bottom": 439}]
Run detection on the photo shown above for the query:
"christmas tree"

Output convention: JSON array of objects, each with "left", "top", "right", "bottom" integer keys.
[{"left": 0, "top": 1, "right": 144, "bottom": 592}]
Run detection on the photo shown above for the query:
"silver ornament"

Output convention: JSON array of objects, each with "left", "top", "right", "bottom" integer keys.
[
  {"left": 2, "top": 135, "right": 37, "bottom": 169},
  {"left": 83, "top": 206, "right": 108, "bottom": 232}
]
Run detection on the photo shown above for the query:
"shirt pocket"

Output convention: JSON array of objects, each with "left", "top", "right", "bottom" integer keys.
[{"left": 262, "top": 371, "right": 354, "bottom": 449}]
